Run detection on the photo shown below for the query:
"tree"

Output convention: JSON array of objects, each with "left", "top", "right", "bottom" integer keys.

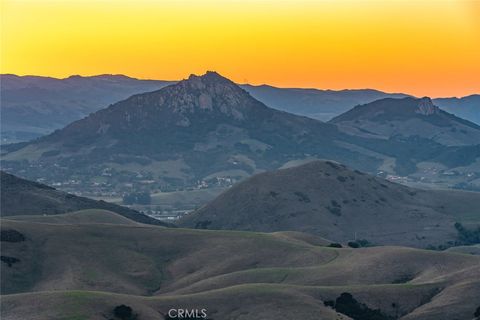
[
  {"left": 347, "top": 241, "right": 360, "bottom": 248},
  {"left": 113, "top": 305, "right": 133, "bottom": 320},
  {"left": 331, "top": 292, "right": 393, "bottom": 320},
  {"left": 455, "top": 222, "right": 480, "bottom": 245}
]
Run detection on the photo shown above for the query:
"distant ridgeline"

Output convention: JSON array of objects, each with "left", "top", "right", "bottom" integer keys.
[{"left": 2, "top": 73, "right": 478, "bottom": 146}]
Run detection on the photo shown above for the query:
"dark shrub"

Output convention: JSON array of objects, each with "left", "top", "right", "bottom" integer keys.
[
  {"left": 330, "top": 200, "right": 341, "bottom": 208},
  {"left": 113, "top": 304, "right": 133, "bottom": 320},
  {"left": 1, "top": 256, "right": 20, "bottom": 267},
  {"left": 356, "top": 239, "right": 373, "bottom": 247},
  {"left": 334, "top": 292, "right": 393, "bottom": 320},
  {"left": 324, "top": 300, "right": 335, "bottom": 307},
  {"left": 294, "top": 191, "right": 311, "bottom": 203},
  {"left": 328, "top": 243, "right": 343, "bottom": 248},
  {"left": 455, "top": 222, "right": 480, "bottom": 245},
  {"left": 348, "top": 241, "right": 360, "bottom": 248},
  {"left": 1, "top": 229, "right": 26, "bottom": 242},
  {"left": 326, "top": 206, "right": 342, "bottom": 216}
]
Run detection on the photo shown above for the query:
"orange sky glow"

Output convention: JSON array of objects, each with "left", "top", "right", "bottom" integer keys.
[{"left": 1, "top": 0, "right": 479, "bottom": 97}]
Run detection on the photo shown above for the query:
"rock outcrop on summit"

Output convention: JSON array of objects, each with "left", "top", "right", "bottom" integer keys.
[{"left": 415, "top": 97, "right": 439, "bottom": 115}]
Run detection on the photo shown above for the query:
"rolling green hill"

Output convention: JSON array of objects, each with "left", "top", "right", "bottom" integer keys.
[{"left": 1, "top": 210, "right": 479, "bottom": 320}]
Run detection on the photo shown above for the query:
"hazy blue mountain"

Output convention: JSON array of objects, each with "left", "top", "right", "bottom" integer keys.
[
  {"left": 242, "top": 84, "right": 480, "bottom": 125},
  {"left": 433, "top": 94, "right": 480, "bottom": 125},
  {"left": 330, "top": 97, "right": 480, "bottom": 146},
  {"left": 0, "top": 74, "right": 173, "bottom": 143},
  {"left": 241, "top": 84, "right": 409, "bottom": 121}
]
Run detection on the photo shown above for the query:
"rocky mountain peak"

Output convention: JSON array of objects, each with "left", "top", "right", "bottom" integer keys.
[
  {"left": 415, "top": 97, "right": 438, "bottom": 116},
  {"left": 160, "top": 71, "right": 255, "bottom": 120}
]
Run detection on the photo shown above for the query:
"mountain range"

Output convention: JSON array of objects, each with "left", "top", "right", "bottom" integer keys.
[
  {"left": 1, "top": 72, "right": 480, "bottom": 320},
  {"left": 2, "top": 72, "right": 480, "bottom": 194},
  {"left": 1, "top": 73, "right": 478, "bottom": 145}
]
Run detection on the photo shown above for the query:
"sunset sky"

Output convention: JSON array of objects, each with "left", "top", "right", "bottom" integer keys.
[{"left": 1, "top": 0, "right": 479, "bottom": 97}]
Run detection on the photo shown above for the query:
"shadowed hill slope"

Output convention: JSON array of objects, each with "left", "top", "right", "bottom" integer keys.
[
  {"left": 0, "top": 171, "right": 170, "bottom": 226},
  {"left": 179, "top": 160, "right": 480, "bottom": 247}
]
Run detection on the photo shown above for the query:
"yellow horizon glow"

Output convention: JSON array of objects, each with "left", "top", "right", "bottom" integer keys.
[{"left": 1, "top": 0, "right": 479, "bottom": 97}]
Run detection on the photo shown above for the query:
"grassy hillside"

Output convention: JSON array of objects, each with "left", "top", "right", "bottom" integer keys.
[
  {"left": 1, "top": 210, "right": 479, "bottom": 320},
  {"left": 179, "top": 160, "right": 480, "bottom": 248}
]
